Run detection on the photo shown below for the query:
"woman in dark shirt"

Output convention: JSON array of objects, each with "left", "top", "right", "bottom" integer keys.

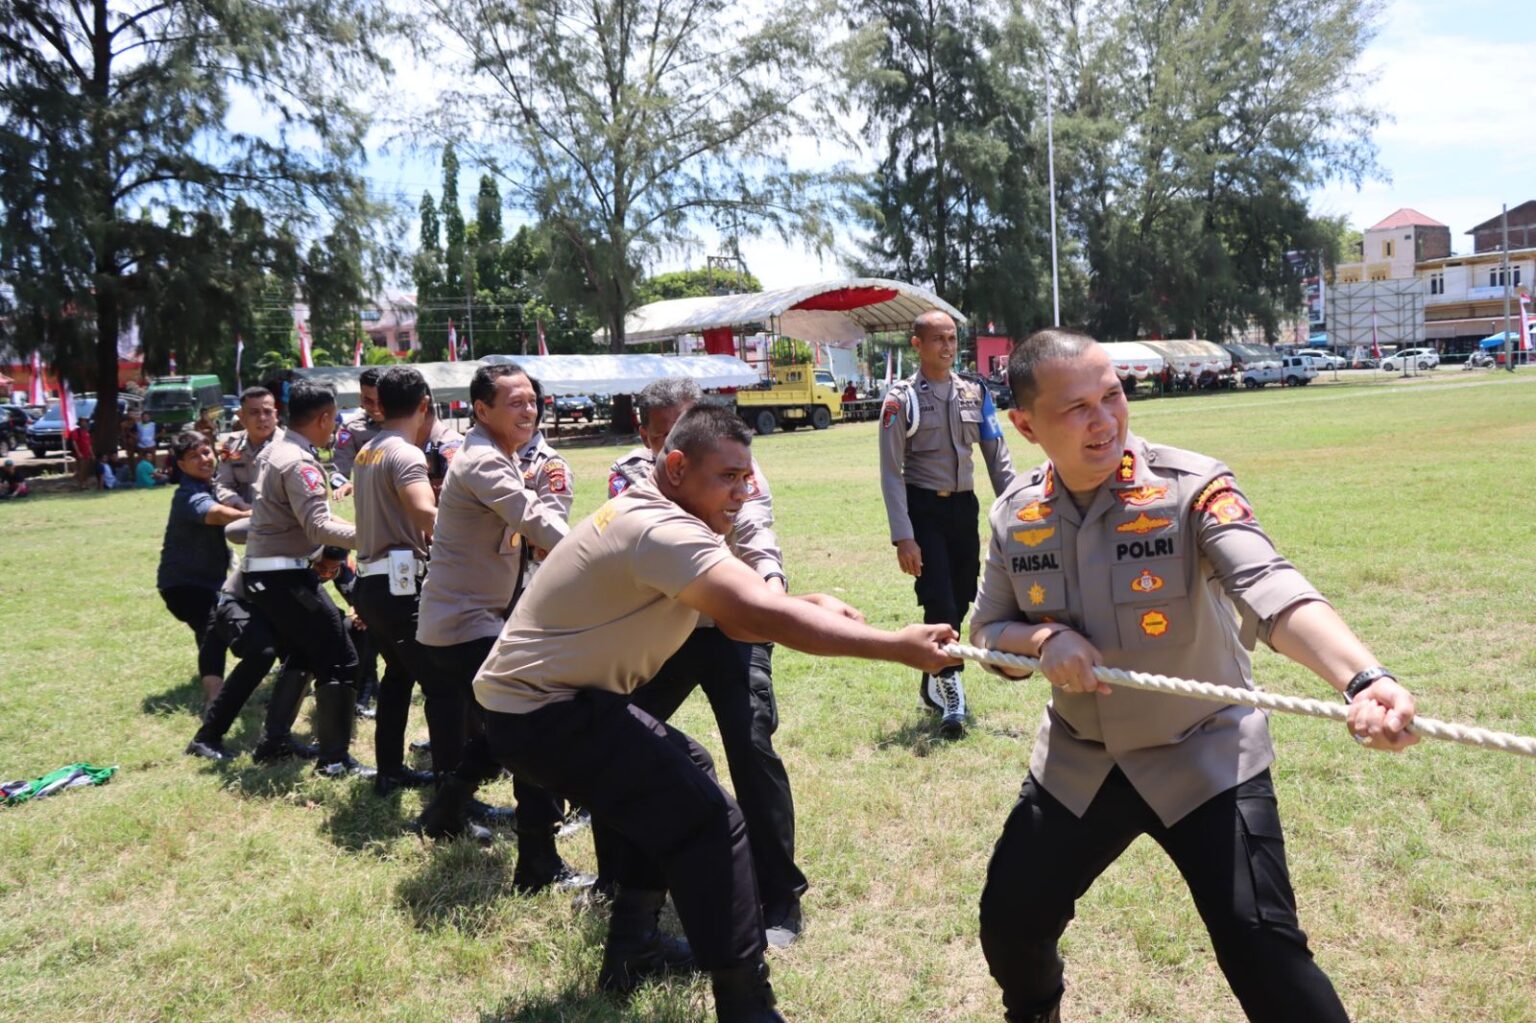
[{"left": 156, "top": 430, "right": 251, "bottom": 709}]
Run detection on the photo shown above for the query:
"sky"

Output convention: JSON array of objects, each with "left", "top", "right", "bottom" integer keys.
[{"left": 356, "top": 0, "right": 1536, "bottom": 292}]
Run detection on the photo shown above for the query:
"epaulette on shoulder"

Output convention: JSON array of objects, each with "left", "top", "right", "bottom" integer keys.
[{"left": 1144, "top": 444, "right": 1221, "bottom": 477}]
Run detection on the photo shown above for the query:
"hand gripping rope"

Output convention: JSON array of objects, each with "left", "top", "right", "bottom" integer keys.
[{"left": 943, "top": 643, "right": 1536, "bottom": 760}]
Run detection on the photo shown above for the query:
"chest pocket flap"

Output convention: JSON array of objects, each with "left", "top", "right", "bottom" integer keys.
[{"left": 1109, "top": 557, "right": 1191, "bottom": 649}]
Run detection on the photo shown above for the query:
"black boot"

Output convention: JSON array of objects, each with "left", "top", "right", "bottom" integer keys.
[
  {"left": 312, "top": 684, "right": 375, "bottom": 779},
  {"left": 1005, "top": 991, "right": 1062, "bottom": 1023},
  {"left": 411, "top": 775, "right": 493, "bottom": 844},
  {"left": 512, "top": 825, "right": 595, "bottom": 895},
  {"left": 597, "top": 887, "right": 696, "bottom": 995},
  {"left": 711, "top": 960, "right": 785, "bottom": 1023},
  {"left": 252, "top": 668, "right": 318, "bottom": 762},
  {"left": 374, "top": 765, "right": 436, "bottom": 796}
]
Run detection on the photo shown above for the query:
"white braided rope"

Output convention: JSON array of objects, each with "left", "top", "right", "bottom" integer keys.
[{"left": 944, "top": 643, "right": 1536, "bottom": 760}]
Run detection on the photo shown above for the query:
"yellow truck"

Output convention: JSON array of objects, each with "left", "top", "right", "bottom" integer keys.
[{"left": 733, "top": 363, "right": 842, "bottom": 434}]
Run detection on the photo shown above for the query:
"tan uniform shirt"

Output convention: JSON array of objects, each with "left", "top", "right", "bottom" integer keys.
[
  {"left": 331, "top": 409, "right": 379, "bottom": 481},
  {"left": 417, "top": 426, "right": 571, "bottom": 647},
  {"left": 608, "top": 445, "right": 786, "bottom": 582},
  {"left": 474, "top": 478, "right": 734, "bottom": 715},
  {"left": 213, "top": 427, "right": 283, "bottom": 508},
  {"left": 246, "top": 433, "right": 356, "bottom": 558},
  {"left": 352, "top": 429, "right": 432, "bottom": 563},
  {"left": 516, "top": 431, "right": 574, "bottom": 584},
  {"left": 970, "top": 433, "right": 1323, "bottom": 826},
  {"left": 879, "top": 371, "right": 1015, "bottom": 543}
]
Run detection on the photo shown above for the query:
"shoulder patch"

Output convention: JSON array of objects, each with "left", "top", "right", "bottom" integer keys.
[
  {"left": 336, "top": 428, "right": 351, "bottom": 448},
  {"left": 1193, "top": 475, "right": 1238, "bottom": 512},
  {"left": 297, "top": 464, "right": 326, "bottom": 496},
  {"left": 1204, "top": 489, "right": 1253, "bottom": 526},
  {"left": 608, "top": 471, "right": 630, "bottom": 498},
  {"left": 543, "top": 461, "right": 570, "bottom": 495}
]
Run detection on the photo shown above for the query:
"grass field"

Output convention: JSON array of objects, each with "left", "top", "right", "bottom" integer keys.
[{"left": 2, "top": 370, "right": 1535, "bottom": 1022}]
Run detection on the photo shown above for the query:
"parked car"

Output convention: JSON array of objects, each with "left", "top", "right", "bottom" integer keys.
[
  {"left": 1379, "top": 348, "right": 1440, "bottom": 372},
  {"left": 1298, "top": 351, "right": 1346, "bottom": 371},
  {"left": 25, "top": 393, "right": 142, "bottom": 458},
  {"left": 1241, "top": 355, "right": 1318, "bottom": 389},
  {"left": 0, "top": 406, "right": 32, "bottom": 454},
  {"left": 220, "top": 393, "right": 241, "bottom": 429},
  {"left": 553, "top": 394, "right": 596, "bottom": 421}
]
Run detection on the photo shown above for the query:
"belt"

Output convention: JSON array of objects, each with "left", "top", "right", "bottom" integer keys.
[
  {"left": 243, "top": 555, "right": 311, "bottom": 572},
  {"left": 356, "top": 554, "right": 427, "bottom": 578},
  {"left": 935, "top": 490, "right": 953, "bottom": 497}
]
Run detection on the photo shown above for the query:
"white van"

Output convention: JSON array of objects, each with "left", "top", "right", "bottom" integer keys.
[{"left": 1241, "top": 356, "right": 1318, "bottom": 389}]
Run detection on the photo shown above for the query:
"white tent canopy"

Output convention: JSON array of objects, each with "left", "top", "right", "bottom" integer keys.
[
  {"left": 293, "top": 362, "right": 479, "bottom": 405},
  {"left": 1099, "top": 342, "right": 1165, "bottom": 380},
  {"left": 481, "top": 353, "right": 760, "bottom": 395},
  {"left": 611, "top": 277, "right": 967, "bottom": 346},
  {"left": 1138, "top": 340, "right": 1232, "bottom": 375}
]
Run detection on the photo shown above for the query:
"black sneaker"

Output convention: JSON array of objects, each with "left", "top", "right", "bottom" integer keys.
[
  {"left": 407, "top": 738, "right": 432, "bottom": 754},
  {"left": 251, "top": 735, "right": 319, "bottom": 763},
  {"left": 557, "top": 806, "right": 591, "bottom": 838},
  {"left": 314, "top": 755, "right": 377, "bottom": 779},
  {"left": 933, "top": 670, "right": 968, "bottom": 739},
  {"left": 185, "top": 738, "right": 236, "bottom": 762},
  {"left": 466, "top": 798, "right": 517, "bottom": 828},
  {"left": 763, "top": 902, "right": 803, "bottom": 951},
  {"left": 374, "top": 766, "right": 435, "bottom": 796}
]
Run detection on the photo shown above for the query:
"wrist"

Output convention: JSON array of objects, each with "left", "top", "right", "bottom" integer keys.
[
  {"left": 1343, "top": 666, "right": 1395, "bottom": 703},
  {"left": 1034, "top": 624, "right": 1072, "bottom": 659}
]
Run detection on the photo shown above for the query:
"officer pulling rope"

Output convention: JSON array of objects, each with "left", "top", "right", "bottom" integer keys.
[{"left": 946, "top": 642, "right": 1536, "bottom": 759}]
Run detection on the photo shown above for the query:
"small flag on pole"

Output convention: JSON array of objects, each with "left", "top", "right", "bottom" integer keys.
[
  {"left": 1520, "top": 292, "right": 1533, "bottom": 353},
  {"left": 537, "top": 319, "right": 549, "bottom": 357},
  {"left": 883, "top": 348, "right": 894, "bottom": 387},
  {"left": 168, "top": 350, "right": 177, "bottom": 374},
  {"left": 1370, "top": 307, "right": 1382, "bottom": 360},
  {"left": 59, "top": 378, "right": 76, "bottom": 436},
  {"left": 814, "top": 343, "right": 824, "bottom": 366},
  {"left": 296, "top": 314, "right": 313, "bottom": 368},
  {"left": 235, "top": 335, "right": 245, "bottom": 391},
  {"left": 447, "top": 319, "right": 458, "bottom": 362},
  {"left": 28, "top": 351, "right": 45, "bottom": 404},
  {"left": 353, "top": 335, "right": 364, "bottom": 366}
]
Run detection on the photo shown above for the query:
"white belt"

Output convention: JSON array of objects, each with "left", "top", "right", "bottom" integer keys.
[
  {"left": 356, "top": 554, "right": 427, "bottom": 577},
  {"left": 243, "top": 555, "right": 311, "bottom": 572}
]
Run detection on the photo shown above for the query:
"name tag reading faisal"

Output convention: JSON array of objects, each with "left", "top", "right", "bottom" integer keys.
[{"left": 388, "top": 549, "right": 417, "bottom": 596}]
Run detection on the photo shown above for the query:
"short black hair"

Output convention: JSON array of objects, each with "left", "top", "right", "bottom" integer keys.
[
  {"left": 171, "top": 430, "right": 210, "bottom": 462},
  {"left": 239, "top": 385, "right": 272, "bottom": 405},
  {"left": 663, "top": 404, "right": 751, "bottom": 460},
  {"left": 359, "top": 367, "right": 382, "bottom": 388},
  {"left": 377, "top": 366, "right": 430, "bottom": 419},
  {"left": 1008, "top": 328, "right": 1099, "bottom": 408},
  {"left": 471, "top": 362, "right": 539, "bottom": 409},
  {"left": 286, "top": 381, "right": 336, "bottom": 426},
  {"left": 636, "top": 377, "right": 703, "bottom": 427},
  {"left": 912, "top": 309, "right": 956, "bottom": 339}
]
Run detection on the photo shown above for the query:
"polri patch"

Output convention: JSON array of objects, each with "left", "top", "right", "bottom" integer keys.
[
  {"left": 544, "top": 461, "right": 570, "bottom": 494},
  {"left": 1205, "top": 490, "right": 1253, "bottom": 525},
  {"left": 1130, "top": 569, "right": 1165, "bottom": 594},
  {"left": 1194, "top": 475, "right": 1237, "bottom": 512},
  {"left": 298, "top": 464, "right": 326, "bottom": 496}
]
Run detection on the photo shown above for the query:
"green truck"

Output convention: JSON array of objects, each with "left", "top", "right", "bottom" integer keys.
[{"left": 144, "top": 374, "right": 224, "bottom": 431}]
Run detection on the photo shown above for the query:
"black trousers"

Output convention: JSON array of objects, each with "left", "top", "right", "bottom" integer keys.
[
  {"left": 195, "top": 595, "right": 284, "bottom": 743},
  {"left": 485, "top": 692, "right": 762, "bottom": 970},
  {"left": 906, "top": 486, "right": 981, "bottom": 631},
  {"left": 978, "top": 768, "right": 1349, "bottom": 1023},
  {"left": 160, "top": 585, "right": 219, "bottom": 655},
  {"left": 244, "top": 569, "right": 357, "bottom": 688},
  {"left": 425, "top": 636, "right": 561, "bottom": 832},
  {"left": 598, "top": 629, "right": 807, "bottom": 914},
  {"left": 352, "top": 575, "right": 463, "bottom": 777}
]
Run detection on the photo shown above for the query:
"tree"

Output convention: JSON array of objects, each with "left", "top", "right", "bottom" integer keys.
[
  {"left": 425, "top": 0, "right": 844, "bottom": 428},
  {"left": 0, "top": 0, "right": 395, "bottom": 452},
  {"left": 634, "top": 268, "right": 764, "bottom": 304},
  {"left": 1036, "top": 0, "right": 1381, "bottom": 341}
]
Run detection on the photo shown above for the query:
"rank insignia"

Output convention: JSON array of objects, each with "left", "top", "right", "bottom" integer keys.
[
  {"left": 1205, "top": 490, "right": 1253, "bottom": 526},
  {"left": 1116, "top": 484, "right": 1167, "bottom": 507},
  {"left": 1115, "top": 450, "right": 1137, "bottom": 483},
  {"left": 1028, "top": 582, "right": 1046, "bottom": 606},
  {"left": 1016, "top": 500, "right": 1053, "bottom": 523},
  {"left": 1116, "top": 512, "right": 1173, "bottom": 535},
  {"left": 298, "top": 464, "right": 326, "bottom": 496},
  {"left": 544, "top": 462, "right": 570, "bottom": 494},
  {"left": 1140, "top": 609, "right": 1169, "bottom": 637},
  {"left": 1131, "top": 569, "right": 1165, "bottom": 594},
  {"left": 1012, "top": 526, "right": 1056, "bottom": 548},
  {"left": 1194, "top": 475, "right": 1237, "bottom": 512}
]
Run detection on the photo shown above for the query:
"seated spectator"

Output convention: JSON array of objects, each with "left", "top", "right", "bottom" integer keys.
[
  {"left": 135, "top": 454, "right": 166, "bottom": 488},
  {"left": 0, "top": 460, "right": 28, "bottom": 499}
]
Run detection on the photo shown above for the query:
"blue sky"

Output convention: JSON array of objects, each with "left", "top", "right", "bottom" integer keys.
[{"left": 358, "top": 0, "right": 1536, "bottom": 291}]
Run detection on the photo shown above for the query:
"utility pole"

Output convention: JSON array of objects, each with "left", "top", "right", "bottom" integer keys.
[
  {"left": 1502, "top": 203, "right": 1514, "bottom": 372},
  {"left": 1046, "top": 60, "right": 1061, "bottom": 328},
  {"left": 465, "top": 260, "right": 476, "bottom": 361}
]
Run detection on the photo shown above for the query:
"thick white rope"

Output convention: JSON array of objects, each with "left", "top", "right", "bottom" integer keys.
[{"left": 944, "top": 643, "right": 1536, "bottom": 760}]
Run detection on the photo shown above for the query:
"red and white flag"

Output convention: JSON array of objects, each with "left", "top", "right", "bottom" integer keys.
[
  {"left": 447, "top": 319, "right": 458, "bottom": 362},
  {"left": 1520, "top": 292, "right": 1533, "bottom": 353},
  {"left": 59, "top": 378, "right": 76, "bottom": 435},
  {"left": 27, "top": 351, "right": 45, "bottom": 404},
  {"left": 295, "top": 314, "right": 314, "bottom": 368},
  {"left": 537, "top": 318, "right": 549, "bottom": 357},
  {"left": 353, "top": 335, "right": 364, "bottom": 366},
  {"left": 1370, "top": 307, "right": 1382, "bottom": 360},
  {"left": 235, "top": 335, "right": 245, "bottom": 391},
  {"left": 883, "top": 348, "right": 894, "bottom": 387},
  {"left": 168, "top": 350, "right": 178, "bottom": 374},
  {"left": 814, "top": 343, "right": 824, "bottom": 366}
]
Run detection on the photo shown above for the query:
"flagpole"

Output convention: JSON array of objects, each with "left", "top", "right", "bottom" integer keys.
[
  {"left": 1046, "top": 59, "right": 1061, "bottom": 328},
  {"left": 1502, "top": 203, "right": 1514, "bottom": 373}
]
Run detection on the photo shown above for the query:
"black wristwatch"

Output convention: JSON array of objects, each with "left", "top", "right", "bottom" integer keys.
[{"left": 1343, "top": 667, "right": 1395, "bottom": 703}]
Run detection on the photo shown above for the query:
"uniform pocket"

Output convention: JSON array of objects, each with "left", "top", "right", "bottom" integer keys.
[
  {"left": 1110, "top": 558, "right": 1191, "bottom": 648},
  {"left": 1010, "top": 570, "right": 1068, "bottom": 615},
  {"left": 959, "top": 406, "right": 982, "bottom": 445},
  {"left": 910, "top": 420, "right": 942, "bottom": 453},
  {"left": 1236, "top": 791, "right": 1300, "bottom": 927}
]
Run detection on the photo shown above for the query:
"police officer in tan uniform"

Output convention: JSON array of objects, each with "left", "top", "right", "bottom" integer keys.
[
  {"left": 213, "top": 386, "right": 282, "bottom": 510},
  {"left": 515, "top": 422, "right": 573, "bottom": 589},
  {"left": 348, "top": 367, "right": 447, "bottom": 795},
  {"left": 475, "top": 405, "right": 958, "bottom": 1022},
  {"left": 244, "top": 380, "right": 372, "bottom": 778},
  {"left": 604, "top": 377, "right": 808, "bottom": 948},
  {"left": 880, "top": 310, "right": 1014, "bottom": 737},
  {"left": 330, "top": 366, "right": 384, "bottom": 493},
  {"left": 412, "top": 363, "right": 583, "bottom": 890},
  {"left": 970, "top": 329, "right": 1419, "bottom": 1023}
]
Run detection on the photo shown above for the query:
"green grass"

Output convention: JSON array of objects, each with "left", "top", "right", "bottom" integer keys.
[{"left": 2, "top": 370, "right": 1535, "bottom": 1022}]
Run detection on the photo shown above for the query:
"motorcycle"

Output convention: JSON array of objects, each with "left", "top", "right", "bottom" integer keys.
[{"left": 1464, "top": 351, "right": 1495, "bottom": 370}]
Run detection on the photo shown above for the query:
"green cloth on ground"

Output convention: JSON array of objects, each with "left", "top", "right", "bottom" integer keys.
[{"left": 2, "top": 763, "right": 118, "bottom": 806}]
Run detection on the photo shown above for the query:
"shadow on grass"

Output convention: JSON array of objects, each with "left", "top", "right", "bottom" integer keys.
[
  {"left": 872, "top": 716, "right": 1032, "bottom": 756},
  {"left": 477, "top": 980, "right": 701, "bottom": 1023},
  {"left": 140, "top": 675, "right": 206, "bottom": 719},
  {"left": 395, "top": 839, "right": 515, "bottom": 933},
  {"left": 321, "top": 776, "right": 414, "bottom": 854}
]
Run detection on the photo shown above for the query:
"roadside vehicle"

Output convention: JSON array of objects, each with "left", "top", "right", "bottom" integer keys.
[
  {"left": 25, "top": 393, "right": 142, "bottom": 458},
  {"left": 553, "top": 394, "right": 596, "bottom": 422},
  {"left": 220, "top": 393, "right": 241, "bottom": 429},
  {"left": 1298, "top": 351, "right": 1346, "bottom": 371},
  {"left": 1379, "top": 348, "right": 1440, "bottom": 372},
  {"left": 143, "top": 374, "right": 224, "bottom": 431},
  {"left": 734, "top": 363, "right": 842, "bottom": 434},
  {"left": 0, "top": 407, "right": 28, "bottom": 454},
  {"left": 1241, "top": 355, "right": 1318, "bottom": 389}
]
